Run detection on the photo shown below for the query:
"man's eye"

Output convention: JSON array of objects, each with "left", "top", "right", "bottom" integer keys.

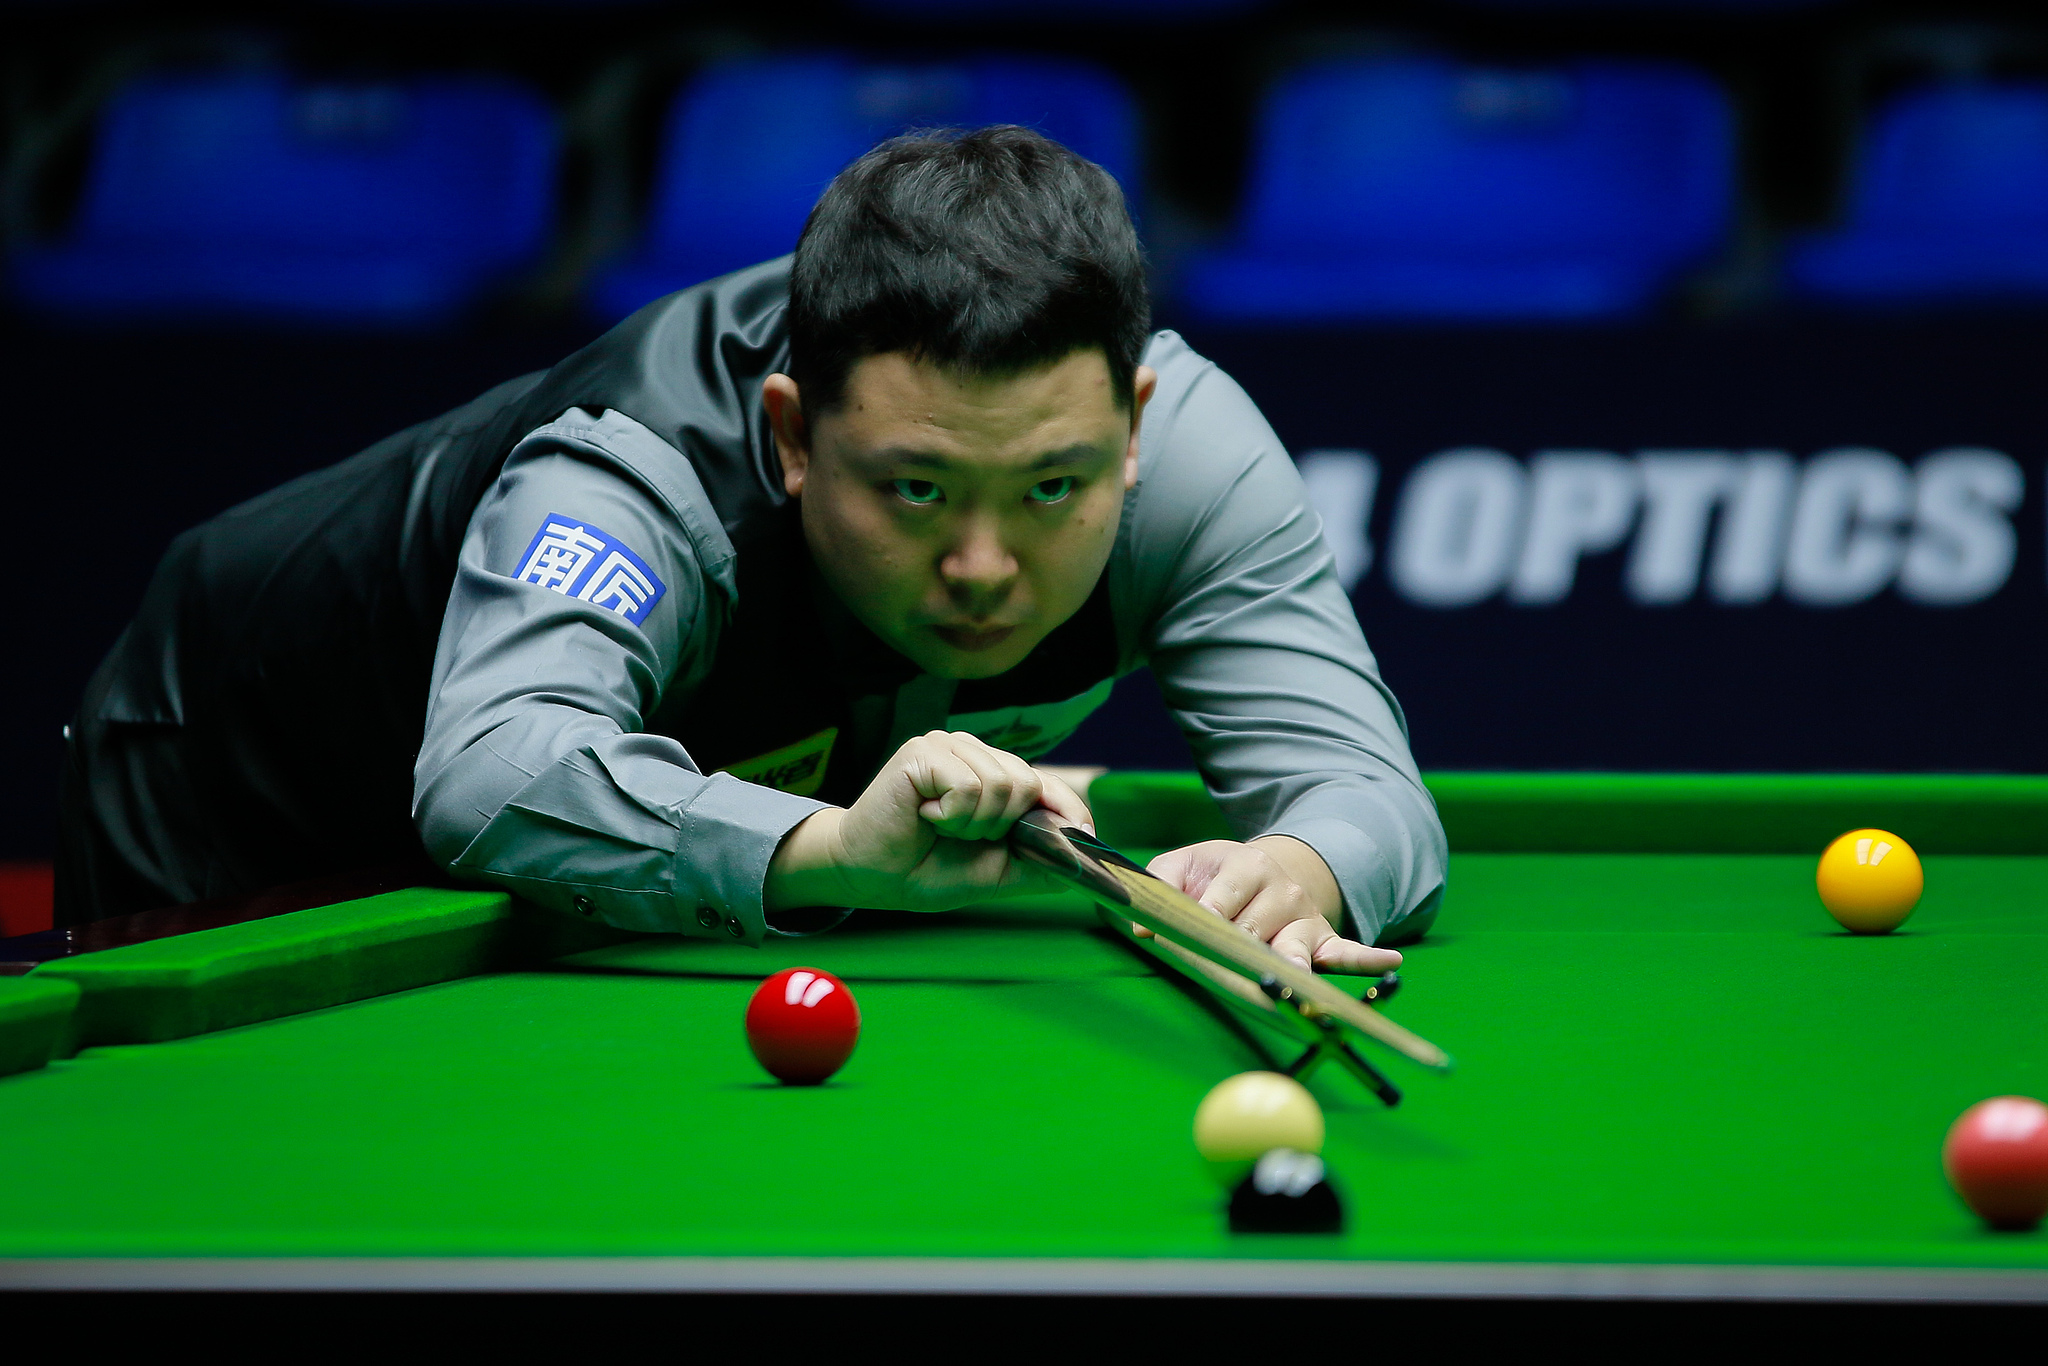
[
  {"left": 1027, "top": 476, "right": 1076, "bottom": 505},
  {"left": 890, "top": 479, "right": 943, "bottom": 506}
]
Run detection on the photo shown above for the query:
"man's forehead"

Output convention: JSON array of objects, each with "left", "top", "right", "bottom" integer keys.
[{"left": 829, "top": 349, "right": 1121, "bottom": 437}]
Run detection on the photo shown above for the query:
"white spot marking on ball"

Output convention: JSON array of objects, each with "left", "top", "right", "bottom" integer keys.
[
  {"left": 801, "top": 977, "right": 836, "bottom": 1008},
  {"left": 785, "top": 971, "right": 816, "bottom": 1006},
  {"left": 1869, "top": 840, "right": 1894, "bottom": 866},
  {"left": 1252, "top": 1149, "right": 1324, "bottom": 1196},
  {"left": 1855, "top": 838, "right": 1873, "bottom": 865}
]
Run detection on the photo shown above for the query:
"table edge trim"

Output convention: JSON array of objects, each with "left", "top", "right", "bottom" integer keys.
[{"left": 4, "top": 1256, "right": 2045, "bottom": 1301}]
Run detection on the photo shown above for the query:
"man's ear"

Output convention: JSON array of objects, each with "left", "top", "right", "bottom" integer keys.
[
  {"left": 763, "top": 373, "right": 809, "bottom": 497},
  {"left": 1123, "top": 364, "right": 1159, "bottom": 491}
]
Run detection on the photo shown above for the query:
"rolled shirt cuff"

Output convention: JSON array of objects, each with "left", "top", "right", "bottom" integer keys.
[
  {"left": 447, "top": 749, "right": 827, "bottom": 943},
  {"left": 672, "top": 773, "right": 831, "bottom": 945}
]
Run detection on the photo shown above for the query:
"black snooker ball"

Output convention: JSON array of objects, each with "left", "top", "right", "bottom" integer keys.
[{"left": 1227, "top": 1148, "right": 1345, "bottom": 1234}]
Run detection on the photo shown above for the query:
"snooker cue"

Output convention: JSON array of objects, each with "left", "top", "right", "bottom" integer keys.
[
  {"left": 1126, "top": 929, "right": 1400, "bottom": 1019},
  {"left": 1103, "top": 913, "right": 1405, "bottom": 1106},
  {"left": 1010, "top": 810, "right": 1453, "bottom": 1073}
]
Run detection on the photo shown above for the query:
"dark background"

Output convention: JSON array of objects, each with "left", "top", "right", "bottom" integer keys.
[
  {"left": 1185, "top": 316, "right": 2048, "bottom": 774},
  {"left": 6, "top": 0, "right": 2048, "bottom": 863}
]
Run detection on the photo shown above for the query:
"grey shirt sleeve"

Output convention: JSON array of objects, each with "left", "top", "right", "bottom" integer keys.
[
  {"left": 412, "top": 408, "right": 828, "bottom": 942},
  {"left": 1117, "top": 333, "right": 1447, "bottom": 943}
]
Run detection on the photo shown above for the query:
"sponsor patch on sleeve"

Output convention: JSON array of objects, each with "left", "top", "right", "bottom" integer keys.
[{"left": 513, "top": 512, "right": 668, "bottom": 627}]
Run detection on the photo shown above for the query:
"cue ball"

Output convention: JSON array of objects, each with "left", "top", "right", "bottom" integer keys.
[
  {"left": 1815, "top": 828, "right": 1923, "bottom": 933},
  {"left": 745, "top": 967, "right": 860, "bottom": 1085},
  {"left": 1193, "top": 1071, "right": 1324, "bottom": 1187},
  {"left": 1942, "top": 1096, "right": 2048, "bottom": 1231}
]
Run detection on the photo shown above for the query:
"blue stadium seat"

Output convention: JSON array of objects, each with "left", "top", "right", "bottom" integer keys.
[
  {"left": 1787, "top": 82, "right": 2048, "bottom": 303},
  {"left": 1179, "top": 58, "right": 1734, "bottom": 321},
  {"left": 10, "top": 71, "right": 556, "bottom": 326},
  {"left": 590, "top": 53, "right": 1139, "bottom": 321}
]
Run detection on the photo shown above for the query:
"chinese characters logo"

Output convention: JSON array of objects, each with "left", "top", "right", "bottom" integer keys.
[{"left": 514, "top": 514, "right": 668, "bottom": 627}]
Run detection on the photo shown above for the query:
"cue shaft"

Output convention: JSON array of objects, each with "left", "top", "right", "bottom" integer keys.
[
  {"left": 1129, "top": 921, "right": 1388, "bottom": 1056},
  {"left": 1121, "top": 918, "right": 1405, "bottom": 1107},
  {"left": 1147, "top": 930, "right": 1287, "bottom": 1016},
  {"left": 1012, "top": 811, "right": 1452, "bottom": 1073},
  {"left": 1103, "top": 860, "right": 1452, "bottom": 1071}
]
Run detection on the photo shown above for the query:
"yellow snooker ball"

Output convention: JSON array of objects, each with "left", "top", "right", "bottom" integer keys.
[
  {"left": 1193, "top": 1071, "right": 1324, "bottom": 1187},
  {"left": 1816, "top": 828, "right": 1923, "bottom": 933}
]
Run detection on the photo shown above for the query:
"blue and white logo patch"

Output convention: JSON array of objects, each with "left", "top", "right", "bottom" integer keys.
[{"left": 514, "top": 513, "right": 667, "bottom": 627}]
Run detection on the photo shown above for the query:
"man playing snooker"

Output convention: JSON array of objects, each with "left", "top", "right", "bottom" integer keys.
[{"left": 59, "top": 127, "right": 1445, "bottom": 972}]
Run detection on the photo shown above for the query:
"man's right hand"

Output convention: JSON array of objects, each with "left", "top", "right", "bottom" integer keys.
[{"left": 763, "top": 731, "right": 1092, "bottom": 913}]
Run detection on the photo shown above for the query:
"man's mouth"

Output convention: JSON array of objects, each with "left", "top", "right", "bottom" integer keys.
[{"left": 931, "top": 624, "right": 1017, "bottom": 652}]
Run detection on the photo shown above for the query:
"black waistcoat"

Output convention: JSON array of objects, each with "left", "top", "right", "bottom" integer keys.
[{"left": 65, "top": 258, "right": 1117, "bottom": 916}]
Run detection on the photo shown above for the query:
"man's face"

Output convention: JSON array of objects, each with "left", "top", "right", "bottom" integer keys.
[{"left": 767, "top": 349, "right": 1154, "bottom": 679}]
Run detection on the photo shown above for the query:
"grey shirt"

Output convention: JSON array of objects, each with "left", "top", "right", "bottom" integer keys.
[{"left": 413, "top": 331, "right": 1445, "bottom": 944}]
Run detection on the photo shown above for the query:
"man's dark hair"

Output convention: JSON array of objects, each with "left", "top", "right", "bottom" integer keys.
[{"left": 788, "top": 125, "right": 1150, "bottom": 416}]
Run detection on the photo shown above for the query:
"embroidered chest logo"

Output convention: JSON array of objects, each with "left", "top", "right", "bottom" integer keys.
[
  {"left": 719, "top": 728, "right": 838, "bottom": 798},
  {"left": 514, "top": 513, "right": 668, "bottom": 627},
  {"left": 946, "top": 679, "right": 1115, "bottom": 760}
]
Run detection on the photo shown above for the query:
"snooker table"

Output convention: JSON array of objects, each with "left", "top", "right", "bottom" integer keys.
[{"left": 2, "top": 772, "right": 2046, "bottom": 1312}]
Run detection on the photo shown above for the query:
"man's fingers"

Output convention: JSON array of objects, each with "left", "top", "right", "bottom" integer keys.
[
  {"left": 1112, "top": 838, "right": 1402, "bottom": 979},
  {"left": 1268, "top": 918, "right": 1320, "bottom": 972},
  {"left": 1276, "top": 915, "right": 1399, "bottom": 975},
  {"left": 915, "top": 832, "right": 1015, "bottom": 896},
  {"left": 1228, "top": 878, "right": 1313, "bottom": 943},
  {"left": 911, "top": 732, "right": 1041, "bottom": 840},
  {"left": 1148, "top": 842, "right": 1239, "bottom": 920},
  {"left": 1196, "top": 847, "right": 1275, "bottom": 924},
  {"left": 909, "top": 738, "right": 989, "bottom": 827},
  {"left": 921, "top": 737, "right": 1114, "bottom": 843},
  {"left": 1310, "top": 935, "right": 1403, "bottom": 976},
  {"left": 1032, "top": 768, "right": 1093, "bottom": 833},
  {"left": 989, "top": 748, "right": 1045, "bottom": 832},
  {"left": 1146, "top": 845, "right": 1198, "bottom": 887},
  {"left": 1134, "top": 847, "right": 1218, "bottom": 940},
  {"left": 948, "top": 741, "right": 1028, "bottom": 839}
]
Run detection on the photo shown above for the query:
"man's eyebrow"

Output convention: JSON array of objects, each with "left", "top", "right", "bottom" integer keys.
[
  {"left": 1023, "top": 444, "right": 1105, "bottom": 472},
  {"left": 859, "top": 443, "right": 1107, "bottom": 472}
]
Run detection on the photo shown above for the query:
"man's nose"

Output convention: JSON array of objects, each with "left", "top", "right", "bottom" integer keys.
[{"left": 939, "top": 516, "right": 1018, "bottom": 609}]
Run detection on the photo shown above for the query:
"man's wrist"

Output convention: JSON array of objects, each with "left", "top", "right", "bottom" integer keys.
[{"left": 764, "top": 807, "right": 850, "bottom": 912}]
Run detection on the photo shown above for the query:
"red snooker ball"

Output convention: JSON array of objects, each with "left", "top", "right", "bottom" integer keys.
[
  {"left": 1942, "top": 1095, "right": 2048, "bottom": 1231},
  {"left": 745, "top": 967, "right": 861, "bottom": 1085}
]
